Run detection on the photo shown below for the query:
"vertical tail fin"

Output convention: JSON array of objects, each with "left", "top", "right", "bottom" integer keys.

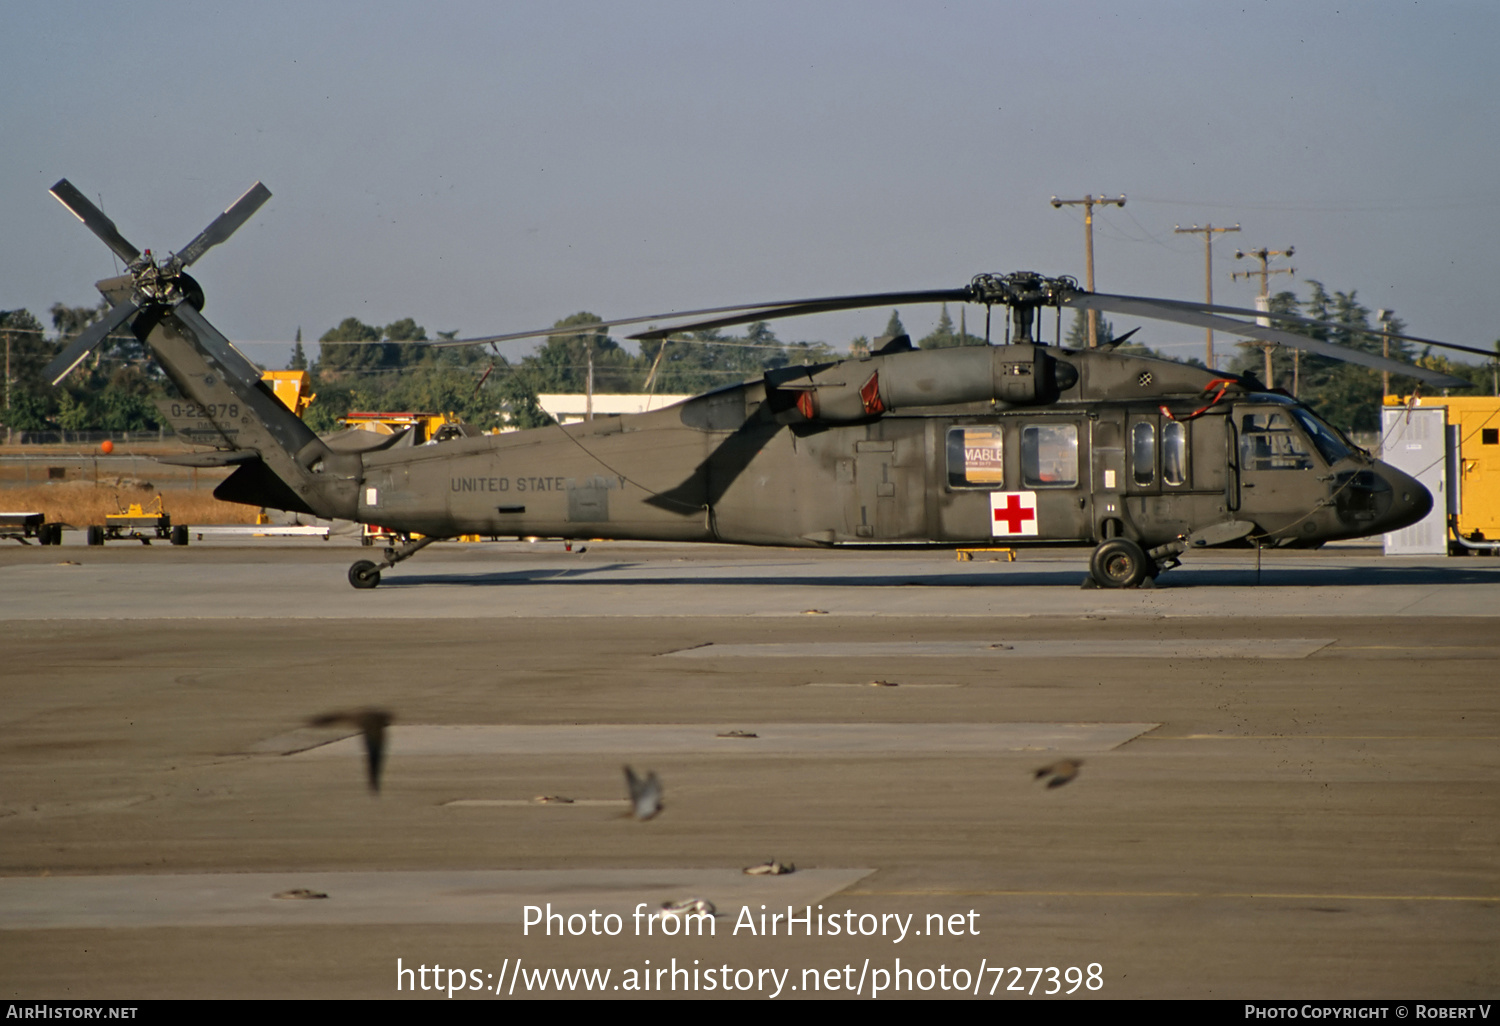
[{"left": 139, "top": 303, "right": 358, "bottom": 517}]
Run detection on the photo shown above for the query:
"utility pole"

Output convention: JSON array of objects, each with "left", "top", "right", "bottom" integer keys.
[
  {"left": 1174, "top": 223, "right": 1240, "bottom": 369},
  {"left": 585, "top": 343, "right": 594, "bottom": 421},
  {"left": 1232, "top": 246, "right": 1295, "bottom": 387},
  {"left": 1376, "top": 309, "right": 1393, "bottom": 402},
  {"left": 1, "top": 310, "right": 13, "bottom": 415},
  {"left": 1051, "top": 194, "right": 1125, "bottom": 347}
]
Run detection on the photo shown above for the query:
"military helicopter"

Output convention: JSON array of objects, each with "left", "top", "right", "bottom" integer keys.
[{"left": 46, "top": 179, "right": 1478, "bottom": 589}]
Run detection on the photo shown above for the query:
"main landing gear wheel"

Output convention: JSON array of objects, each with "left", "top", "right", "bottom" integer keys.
[
  {"left": 349, "top": 560, "right": 381, "bottom": 589},
  {"left": 1089, "top": 537, "right": 1150, "bottom": 589}
]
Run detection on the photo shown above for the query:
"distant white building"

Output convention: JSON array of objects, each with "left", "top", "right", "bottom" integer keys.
[{"left": 536, "top": 393, "right": 694, "bottom": 424}]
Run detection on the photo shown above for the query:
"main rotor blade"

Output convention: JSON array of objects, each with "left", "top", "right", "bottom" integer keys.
[
  {"left": 1086, "top": 292, "right": 1496, "bottom": 361},
  {"left": 176, "top": 182, "right": 272, "bottom": 267},
  {"left": 50, "top": 180, "right": 140, "bottom": 265},
  {"left": 1064, "top": 292, "right": 1469, "bottom": 389},
  {"left": 629, "top": 289, "right": 971, "bottom": 341},
  {"left": 43, "top": 300, "right": 139, "bottom": 385},
  {"left": 429, "top": 288, "right": 971, "bottom": 348}
]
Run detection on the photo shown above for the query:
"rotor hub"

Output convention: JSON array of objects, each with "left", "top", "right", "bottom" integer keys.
[
  {"left": 967, "top": 272, "right": 1080, "bottom": 307},
  {"left": 130, "top": 250, "right": 190, "bottom": 306},
  {"left": 967, "top": 273, "right": 1080, "bottom": 343}
]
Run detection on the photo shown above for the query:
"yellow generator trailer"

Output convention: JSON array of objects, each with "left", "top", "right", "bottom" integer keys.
[{"left": 1385, "top": 395, "right": 1500, "bottom": 552}]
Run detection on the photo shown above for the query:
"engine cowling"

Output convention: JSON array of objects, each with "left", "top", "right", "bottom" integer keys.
[{"left": 766, "top": 344, "right": 1077, "bottom": 423}]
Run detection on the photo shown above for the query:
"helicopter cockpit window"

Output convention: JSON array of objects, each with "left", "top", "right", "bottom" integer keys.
[
  {"left": 1021, "top": 424, "right": 1078, "bottom": 487},
  {"left": 946, "top": 426, "right": 1004, "bottom": 488},
  {"left": 1162, "top": 421, "right": 1187, "bottom": 486},
  {"left": 1290, "top": 408, "right": 1353, "bottom": 465},
  {"left": 1240, "top": 411, "right": 1314, "bottom": 470},
  {"left": 1131, "top": 422, "right": 1155, "bottom": 486}
]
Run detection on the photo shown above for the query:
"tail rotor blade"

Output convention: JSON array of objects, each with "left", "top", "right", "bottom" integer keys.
[
  {"left": 176, "top": 182, "right": 272, "bottom": 267},
  {"left": 43, "top": 300, "right": 140, "bottom": 385},
  {"left": 49, "top": 180, "right": 141, "bottom": 265}
]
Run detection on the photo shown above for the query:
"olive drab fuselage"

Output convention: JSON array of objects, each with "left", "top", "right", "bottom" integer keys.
[{"left": 296, "top": 341, "right": 1430, "bottom": 554}]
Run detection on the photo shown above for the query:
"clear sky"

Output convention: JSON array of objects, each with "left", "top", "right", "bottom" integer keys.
[{"left": 5, "top": 0, "right": 1497, "bottom": 370}]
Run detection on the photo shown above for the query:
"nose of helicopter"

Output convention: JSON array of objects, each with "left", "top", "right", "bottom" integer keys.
[{"left": 1373, "top": 461, "right": 1433, "bottom": 534}]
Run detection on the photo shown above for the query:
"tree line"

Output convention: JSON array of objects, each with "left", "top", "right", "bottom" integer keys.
[
  {"left": 3, "top": 288, "right": 1496, "bottom": 438},
  {"left": 1223, "top": 282, "right": 1499, "bottom": 432}
]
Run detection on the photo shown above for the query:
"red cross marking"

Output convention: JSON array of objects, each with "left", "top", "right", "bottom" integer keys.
[{"left": 992, "top": 493, "right": 1036, "bottom": 533}]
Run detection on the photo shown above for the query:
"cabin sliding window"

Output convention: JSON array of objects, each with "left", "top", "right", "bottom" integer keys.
[
  {"left": 1131, "top": 422, "right": 1155, "bottom": 486},
  {"left": 946, "top": 426, "right": 1004, "bottom": 488},
  {"left": 1240, "top": 411, "right": 1313, "bottom": 470},
  {"left": 1162, "top": 421, "right": 1187, "bottom": 486},
  {"left": 1021, "top": 424, "right": 1078, "bottom": 487}
]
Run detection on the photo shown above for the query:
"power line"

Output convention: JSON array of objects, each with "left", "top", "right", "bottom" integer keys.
[{"left": 1134, "top": 196, "right": 1477, "bottom": 213}]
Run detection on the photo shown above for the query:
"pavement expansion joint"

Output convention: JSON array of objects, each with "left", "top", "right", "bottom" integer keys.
[
  {"left": 0, "top": 868, "right": 877, "bottom": 930},
  {"left": 284, "top": 722, "right": 1159, "bottom": 759}
]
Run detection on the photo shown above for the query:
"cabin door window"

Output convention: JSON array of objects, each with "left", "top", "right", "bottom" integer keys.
[
  {"left": 1130, "top": 422, "right": 1156, "bottom": 487},
  {"left": 1021, "top": 424, "right": 1078, "bottom": 488},
  {"left": 1162, "top": 421, "right": 1188, "bottom": 486},
  {"left": 945, "top": 426, "right": 1005, "bottom": 489}
]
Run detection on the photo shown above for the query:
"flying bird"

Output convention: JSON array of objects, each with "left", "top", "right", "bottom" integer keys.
[
  {"left": 308, "top": 708, "right": 393, "bottom": 793},
  {"left": 1034, "top": 758, "right": 1083, "bottom": 788},
  {"left": 623, "top": 765, "right": 663, "bottom": 820}
]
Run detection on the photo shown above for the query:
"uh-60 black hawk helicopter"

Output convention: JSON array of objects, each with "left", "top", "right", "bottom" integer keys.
[{"left": 47, "top": 179, "right": 1476, "bottom": 589}]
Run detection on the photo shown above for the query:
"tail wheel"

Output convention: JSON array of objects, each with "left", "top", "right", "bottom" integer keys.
[
  {"left": 1089, "top": 538, "right": 1149, "bottom": 588},
  {"left": 349, "top": 560, "right": 381, "bottom": 589}
]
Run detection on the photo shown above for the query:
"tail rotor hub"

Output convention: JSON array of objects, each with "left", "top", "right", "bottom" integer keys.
[{"left": 130, "top": 250, "right": 190, "bottom": 306}]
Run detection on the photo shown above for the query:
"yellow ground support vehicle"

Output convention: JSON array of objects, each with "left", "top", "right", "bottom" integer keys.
[
  {"left": 91, "top": 495, "right": 188, "bottom": 546},
  {"left": 260, "top": 370, "right": 316, "bottom": 418},
  {"left": 1386, "top": 395, "right": 1500, "bottom": 551},
  {"left": 336, "top": 410, "right": 469, "bottom": 444}
]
